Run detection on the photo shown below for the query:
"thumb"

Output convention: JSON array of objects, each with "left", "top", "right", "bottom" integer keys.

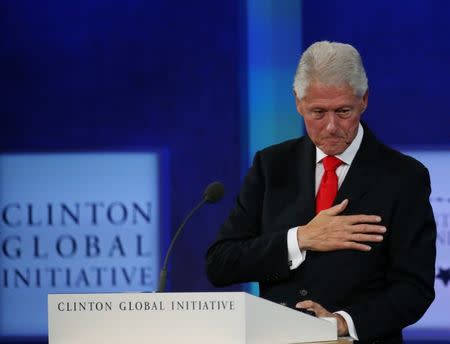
[{"left": 322, "top": 199, "right": 348, "bottom": 216}]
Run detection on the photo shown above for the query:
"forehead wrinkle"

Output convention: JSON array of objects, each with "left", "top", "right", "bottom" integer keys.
[
  {"left": 301, "top": 82, "right": 360, "bottom": 109},
  {"left": 304, "top": 97, "right": 357, "bottom": 109}
]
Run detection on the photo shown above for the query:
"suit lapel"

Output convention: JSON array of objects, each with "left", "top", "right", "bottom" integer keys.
[
  {"left": 334, "top": 125, "right": 381, "bottom": 208},
  {"left": 295, "top": 136, "right": 316, "bottom": 222},
  {"left": 293, "top": 125, "right": 381, "bottom": 222}
]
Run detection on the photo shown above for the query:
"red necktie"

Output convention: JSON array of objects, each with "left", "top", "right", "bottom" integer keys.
[{"left": 316, "top": 156, "right": 343, "bottom": 213}]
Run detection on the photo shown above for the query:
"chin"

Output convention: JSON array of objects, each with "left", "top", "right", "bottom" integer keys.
[{"left": 321, "top": 146, "right": 347, "bottom": 156}]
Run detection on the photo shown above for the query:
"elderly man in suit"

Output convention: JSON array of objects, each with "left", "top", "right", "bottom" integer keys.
[{"left": 206, "top": 41, "right": 436, "bottom": 344}]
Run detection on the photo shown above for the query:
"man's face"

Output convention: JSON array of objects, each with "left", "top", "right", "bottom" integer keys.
[{"left": 295, "top": 82, "right": 368, "bottom": 156}]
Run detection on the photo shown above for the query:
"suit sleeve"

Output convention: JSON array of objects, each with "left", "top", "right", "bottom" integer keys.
[
  {"left": 206, "top": 151, "right": 291, "bottom": 286},
  {"left": 344, "top": 167, "right": 436, "bottom": 341}
]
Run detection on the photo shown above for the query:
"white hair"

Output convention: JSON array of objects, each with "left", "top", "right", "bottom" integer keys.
[{"left": 293, "top": 41, "right": 368, "bottom": 99}]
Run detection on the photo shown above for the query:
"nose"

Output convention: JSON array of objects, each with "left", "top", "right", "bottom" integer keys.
[{"left": 325, "top": 114, "right": 338, "bottom": 133}]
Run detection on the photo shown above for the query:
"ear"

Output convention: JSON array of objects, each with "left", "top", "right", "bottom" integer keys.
[
  {"left": 294, "top": 91, "right": 305, "bottom": 118},
  {"left": 361, "top": 89, "right": 369, "bottom": 112}
]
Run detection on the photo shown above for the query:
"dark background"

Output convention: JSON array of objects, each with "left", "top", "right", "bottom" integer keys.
[
  {"left": 303, "top": 0, "right": 450, "bottom": 146},
  {"left": 1, "top": 0, "right": 245, "bottom": 295},
  {"left": 1, "top": 0, "right": 449, "bottom": 343}
]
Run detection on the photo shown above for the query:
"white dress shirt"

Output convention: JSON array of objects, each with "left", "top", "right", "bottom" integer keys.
[{"left": 287, "top": 123, "right": 364, "bottom": 340}]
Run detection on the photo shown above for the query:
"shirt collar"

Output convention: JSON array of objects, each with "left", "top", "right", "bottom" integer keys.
[{"left": 315, "top": 123, "right": 364, "bottom": 166}]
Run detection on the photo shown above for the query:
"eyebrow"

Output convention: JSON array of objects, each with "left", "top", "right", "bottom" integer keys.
[{"left": 310, "top": 105, "right": 352, "bottom": 111}]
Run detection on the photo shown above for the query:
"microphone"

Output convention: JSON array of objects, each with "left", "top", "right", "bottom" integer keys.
[
  {"left": 203, "top": 181, "right": 225, "bottom": 203},
  {"left": 157, "top": 181, "right": 225, "bottom": 292}
]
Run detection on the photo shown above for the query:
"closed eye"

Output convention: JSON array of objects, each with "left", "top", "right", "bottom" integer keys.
[
  {"left": 335, "top": 108, "right": 352, "bottom": 118},
  {"left": 311, "top": 109, "right": 325, "bottom": 119}
]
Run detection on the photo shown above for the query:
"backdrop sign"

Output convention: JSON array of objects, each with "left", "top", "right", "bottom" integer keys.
[
  {"left": 402, "top": 150, "right": 450, "bottom": 338},
  {"left": 0, "top": 153, "right": 163, "bottom": 337}
]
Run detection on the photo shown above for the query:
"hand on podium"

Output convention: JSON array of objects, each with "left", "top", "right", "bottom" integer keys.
[{"left": 296, "top": 300, "right": 348, "bottom": 337}]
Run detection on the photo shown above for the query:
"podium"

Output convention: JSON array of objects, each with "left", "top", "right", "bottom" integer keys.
[{"left": 48, "top": 292, "right": 342, "bottom": 344}]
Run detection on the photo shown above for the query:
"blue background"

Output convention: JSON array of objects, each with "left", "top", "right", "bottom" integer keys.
[
  {"left": 302, "top": 0, "right": 450, "bottom": 145},
  {"left": 1, "top": 0, "right": 449, "bottom": 342}
]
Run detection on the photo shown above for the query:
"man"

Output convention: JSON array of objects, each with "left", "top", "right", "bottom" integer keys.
[{"left": 206, "top": 41, "right": 436, "bottom": 343}]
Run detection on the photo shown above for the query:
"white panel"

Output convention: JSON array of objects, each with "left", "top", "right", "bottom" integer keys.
[
  {"left": 245, "top": 293, "right": 337, "bottom": 344},
  {"left": 0, "top": 153, "right": 162, "bottom": 337},
  {"left": 48, "top": 292, "right": 337, "bottom": 344},
  {"left": 49, "top": 292, "right": 245, "bottom": 344}
]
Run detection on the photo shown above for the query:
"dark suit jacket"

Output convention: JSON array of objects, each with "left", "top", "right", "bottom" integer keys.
[{"left": 206, "top": 125, "right": 436, "bottom": 344}]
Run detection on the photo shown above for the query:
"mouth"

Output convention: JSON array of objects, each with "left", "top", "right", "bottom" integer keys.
[{"left": 323, "top": 137, "right": 345, "bottom": 142}]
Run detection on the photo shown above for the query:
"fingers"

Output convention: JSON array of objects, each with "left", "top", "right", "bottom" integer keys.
[
  {"left": 332, "top": 233, "right": 383, "bottom": 251},
  {"left": 295, "top": 300, "right": 331, "bottom": 317},
  {"left": 296, "top": 300, "right": 314, "bottom": 309},
  {"left": 321, "top": 202, "right": 384, "bottom": 227},
  {"left": 303, "top": 199, "right": 387, "bottom": 252},
  {"left": 343, "top": 224, "right": 386, "bottom": 246},
  {"left": 322, "top": 199, "right": 348, "bottom": 216},
  {"left": 339, "top": 241, "right": 373, "bottom": 251},
  {"left": 349, "top": 223, "right": 387, "bottom": 234},
  {"left": 343, "top": 214, "right": 382, "bottom": 225},
  {"left": 348, "top": 233, "right": 384, "bottom": 243}
]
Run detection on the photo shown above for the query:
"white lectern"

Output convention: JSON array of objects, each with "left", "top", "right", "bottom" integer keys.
[{"left": 48, "top": 292, "right": 338, "bottom": 344}]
